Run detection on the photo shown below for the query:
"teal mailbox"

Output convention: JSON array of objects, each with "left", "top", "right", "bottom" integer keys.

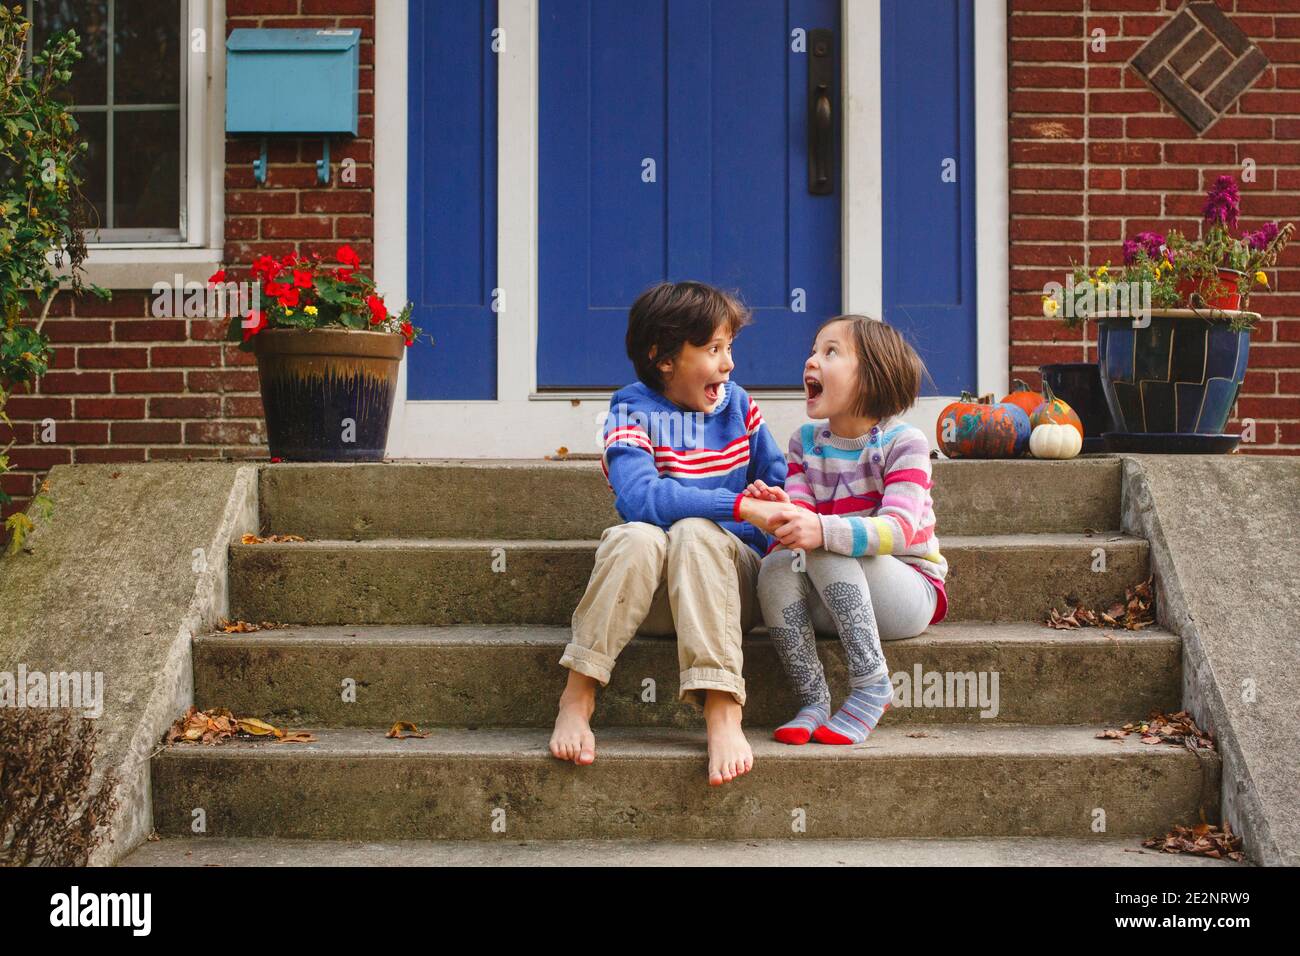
[{"left": 226, "top": 28, "right": 361, "bottom": 183}]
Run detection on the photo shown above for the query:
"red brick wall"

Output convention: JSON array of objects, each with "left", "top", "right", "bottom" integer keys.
[
  {"left": 1, "top": 0, "right": 375, "bottom": 525},
  {"left": 1010, "top": 0, "right": 1300, "bottom": 454}
]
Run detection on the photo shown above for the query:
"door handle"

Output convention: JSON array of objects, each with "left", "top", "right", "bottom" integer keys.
[{"left": 808, "top": 28, "right": 834, "bottom": 195}]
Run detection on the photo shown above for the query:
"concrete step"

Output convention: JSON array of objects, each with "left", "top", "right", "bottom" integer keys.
[
  {"left": 118, "top": 835, "right": 1242, "bottom": 867},
  {"left": 150, "top": 724, "right": 1219, "bottom": 841},
  {"left": 256, "top": 458, "right": 1123, "bottom": 540},
  {"left": 228, "top": 532, "right": 1150, "bottom": 625},
  {"left": 193, "top": 622, "right": 1181, "bottom": 728}
]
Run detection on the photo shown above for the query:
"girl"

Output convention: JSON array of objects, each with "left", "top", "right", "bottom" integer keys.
[{"left": 745, "top": 315, "right": 948, "bottom": 744}]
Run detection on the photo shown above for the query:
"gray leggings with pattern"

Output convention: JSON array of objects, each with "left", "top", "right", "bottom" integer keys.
[{"left": 756, "top": 547, "right": 938, "bottom": 707}]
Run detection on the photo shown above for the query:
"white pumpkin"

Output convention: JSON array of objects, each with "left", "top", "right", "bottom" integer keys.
[{"left": 1029, "top": 422, "right": 1082, "bottom": 459}]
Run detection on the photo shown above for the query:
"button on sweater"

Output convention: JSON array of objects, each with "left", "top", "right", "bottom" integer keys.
[{"left": 783, "top": 415, "right": 949, "bottom": 625}]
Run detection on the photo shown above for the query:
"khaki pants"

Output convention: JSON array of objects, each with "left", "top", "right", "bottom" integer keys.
[{"left": 560, "top": 518, "right": 761, "bottom": 707}]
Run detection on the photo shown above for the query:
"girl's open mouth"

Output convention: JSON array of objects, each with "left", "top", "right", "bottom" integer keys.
[{"left": 805, "top": 378, "right": 823, "bottom": 400}]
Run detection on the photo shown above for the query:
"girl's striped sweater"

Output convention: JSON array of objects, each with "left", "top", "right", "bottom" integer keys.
[{"left": 784, "top": 415, "right": 949, "bottom": 625}]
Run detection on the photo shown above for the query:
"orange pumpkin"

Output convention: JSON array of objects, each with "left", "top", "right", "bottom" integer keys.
[
  {"left": 935, "top": 391, "right": 1032, "bottom": 458},
  {"left": 1029, "top": 380, "right": 1084, "bottom": 439},
  {"left": 1001, "top": 378, "right": 1043, "bottom": 419}
]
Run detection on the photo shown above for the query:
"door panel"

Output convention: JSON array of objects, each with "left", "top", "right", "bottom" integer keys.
[
  {"left": 538, "top": 0, "right": 841, "bottom": 389},
  {"left": 406, "top": 0, "right": 498, "bottom": 400},
  {"left": 881, "top": 0, "right": 978, "bottom": 396}
]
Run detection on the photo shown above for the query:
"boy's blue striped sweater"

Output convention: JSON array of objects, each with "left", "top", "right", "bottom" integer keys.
[{"left": 601, "top": 380, "right": 787, "bottom": 556}]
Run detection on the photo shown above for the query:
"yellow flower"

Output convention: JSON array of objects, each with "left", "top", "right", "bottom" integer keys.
[
  {"left": 304, "top": 305, "right": 318, "bottom": 315},
  {"left": 284, "top": 309, "right": 294, "bottom": 316},
  {"left": 1041, "top": 296, "right": 1060, "bottom": 318},
  {"left": 1096, "top": 265, "right": 1108, "bottom": 277},
  {"left": 1255, "top": 271, "right": 1268, "bottom": 287}
]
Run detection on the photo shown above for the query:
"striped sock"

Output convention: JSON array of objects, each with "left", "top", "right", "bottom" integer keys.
[
  {"left": 773, "top": 703, "right": 830, "bottom": 745},
  {"left": 813, "top": 672, "right": 894, "bottom": 745}
]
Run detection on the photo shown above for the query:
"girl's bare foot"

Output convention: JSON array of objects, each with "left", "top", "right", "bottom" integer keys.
[
  {"left": 550, "top": 671, "right": 598, "bottom": 765},
  {"left": 703, "top": 690, "right": 753, "bottom": 785}
]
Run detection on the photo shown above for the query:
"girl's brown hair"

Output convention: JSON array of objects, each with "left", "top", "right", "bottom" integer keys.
[{"left": 815, "top": 315, "right": 932, "bottom": 419}]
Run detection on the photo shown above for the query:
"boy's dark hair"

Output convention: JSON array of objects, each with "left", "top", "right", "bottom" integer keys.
[
  {"left": 626, "top": 281, "right": 752, "bottom": 391},
  {"left": 815, "top": 314, "right": 931, "bottom": 420}
]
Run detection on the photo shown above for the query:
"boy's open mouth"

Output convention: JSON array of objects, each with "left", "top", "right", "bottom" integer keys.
[
  {"left": 805, "top": 377, "right": 823, "bottom": 400},
  {"left": 704, "top": 381, "right": 723, "bottom": 403}
]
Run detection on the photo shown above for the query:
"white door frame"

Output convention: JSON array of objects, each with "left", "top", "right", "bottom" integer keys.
[{"left": 376, "top": 0, "right": 1008, "bottom": 458}]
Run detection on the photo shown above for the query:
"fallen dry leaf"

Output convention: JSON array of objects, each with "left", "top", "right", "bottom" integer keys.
[
  {"left": 240, "top": 533, "right": 306, "bottom": 545},
  {"left": 238, "top": 717, "right": 281, "bottom": 737},
  {"left": 165, "top": 707, "right": 313, "bottom": 746},
  {"left": 1142, "top": 818, "right": 1244, "bottom": 862},
  {"left": 217, "top": 618, "right": 282, "bottom": 633},
  {"left": 1096, "top": 710, "right": 1214, "bottom": 751},
  {"left": 1045, "top": 574, "right": 1156, "bottom": 630},
  {"left": 386, "top": 721, "right": 429, "bottom": 739}
]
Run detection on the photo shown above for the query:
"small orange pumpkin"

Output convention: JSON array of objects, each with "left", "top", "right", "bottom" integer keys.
[
  {"left": 1001, "top": 378, "right": 1044, "bottom": 419},
  {"left": 1029, "top": 380, "right": 1084, "bottom": 439}
]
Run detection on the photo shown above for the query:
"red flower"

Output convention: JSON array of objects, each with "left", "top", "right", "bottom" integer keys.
[
  {"left": 270, "top": 456, "right": 283, "bottom": 463},
  {"left": 366, "top": 294, "right": 387, "bottom": 325},
  {"left": 292, "top": 269, "right": 313, "bottom": 288},
  {"left": 264, "top": 280, "right": 290, "bottom": 298},
  {"left": 207, "top": 269, "right": 227, "bottom": 285},
  {"left": 283, "top": 252, "right": 299, "bottom": 267},
  {"left": 252, "top": 255, "right": 282, "bottom": 280},
  {"left": 337, "top": 245, "right": 361, "bottom": 271},
  {"left": 242, "top": 310, "right": 268, "bottom": 342},
  {"left": 334, "top": 267, "right": 354, "bottom": 283},
  {"left": 400, "top": 320, "right": 413, "bottom": 337},
  {"left": 277, "top": 287, "right": 301, "bottom": 309}
]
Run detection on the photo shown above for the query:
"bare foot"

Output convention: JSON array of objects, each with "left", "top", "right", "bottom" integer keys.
[
  {"left": 550, "top": 672, "right": 598, "bottom": 765},
  {"left": 703, "top": 690, "right": 753, "bottom": 786}
]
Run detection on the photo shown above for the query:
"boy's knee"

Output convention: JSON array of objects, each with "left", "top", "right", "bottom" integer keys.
[
  {"left": 666, "top": 516, "right": 727, "bottom": 550},
  {"left": 598, "top": 521, "right": 668, "bottom": 562}
]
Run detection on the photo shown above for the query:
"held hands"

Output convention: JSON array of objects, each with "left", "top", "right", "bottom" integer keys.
[
  {"left": 742, "top": 480, "right": 790, "bottom": 503},
  {"left": 736, "top": 496, "right": 824, "bottom": 551},
  {"left": 770, "top": 507, "right": 823, "bottom": 552}
]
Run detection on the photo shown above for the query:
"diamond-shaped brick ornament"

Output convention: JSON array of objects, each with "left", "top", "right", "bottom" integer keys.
[{"left": 1129, "top": 2, "right": 1269, "bottom": 134}]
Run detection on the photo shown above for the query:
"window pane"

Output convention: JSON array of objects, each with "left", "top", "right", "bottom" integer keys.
[
  {"left": 113, "top": 110, "right": 180, "bottom": 230},
  {"left": 32, "top": 0, "right": 109, "bottom": 106},
  {"left": 70, "top": 112, "right": 108, "bottom": 229},
  {"left": 114, "top": 0, "right": 182, "bottom": 105}
]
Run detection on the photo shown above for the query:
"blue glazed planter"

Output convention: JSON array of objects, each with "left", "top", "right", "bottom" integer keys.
[
  {"left": 253, "top": 328, "right": 402, "bottom": 461},
  {"left": 1096, "top": 311, "right": 1252, "bottom": 434}
]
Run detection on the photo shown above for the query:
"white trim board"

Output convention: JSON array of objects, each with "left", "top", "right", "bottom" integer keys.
[{"left": 380, "top": 0, "right": 1009, "bottom": 458}]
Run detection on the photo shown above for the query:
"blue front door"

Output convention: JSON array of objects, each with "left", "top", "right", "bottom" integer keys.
[{"left": 537, "top": 0, "right": 842, "bottom": 389}]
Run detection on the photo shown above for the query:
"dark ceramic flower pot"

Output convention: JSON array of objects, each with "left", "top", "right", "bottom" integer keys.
[
  {"left": 252, "top": 328, "right": 403, "bottom": 461},
  {"left": 1038, "top": 362, "right": 1113, "bottom": 448},
  {"left": 1096, "top": 311, "right": 1250, "bottom": 434}
]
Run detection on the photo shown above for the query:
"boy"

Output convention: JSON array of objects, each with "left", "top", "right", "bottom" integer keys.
[{"left": 549, "top": 281, "right": 792, "bottom": 786}]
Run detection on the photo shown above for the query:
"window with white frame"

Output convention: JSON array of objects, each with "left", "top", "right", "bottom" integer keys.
[{"left": 27, "top": 0, "right": 211, "bottom": 247}]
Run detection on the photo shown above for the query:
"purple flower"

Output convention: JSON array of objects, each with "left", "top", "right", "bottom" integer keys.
[
  {"left": 1247, "top": 220, "right": 1280, "bottom": 251},
  {"left": 1202, "top": 175, "right": 1240, "bottom": 230},
  {"left": 1122, "top": 231, "right": 1166, "bottom": 266}
]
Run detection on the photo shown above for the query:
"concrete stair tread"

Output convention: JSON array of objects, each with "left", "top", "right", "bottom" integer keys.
[
  {"left": 158, "top": 723, "right": 1208, "bottom": 761},
  {"left": 195, "top": 620, "right": 1178, "bottom": 647},
  {"left": 118, "top": 835, "right": 1242, "bottom": 867},
  {"left": 231, "top": 531, "right": 1140, "bottom": 550}
]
